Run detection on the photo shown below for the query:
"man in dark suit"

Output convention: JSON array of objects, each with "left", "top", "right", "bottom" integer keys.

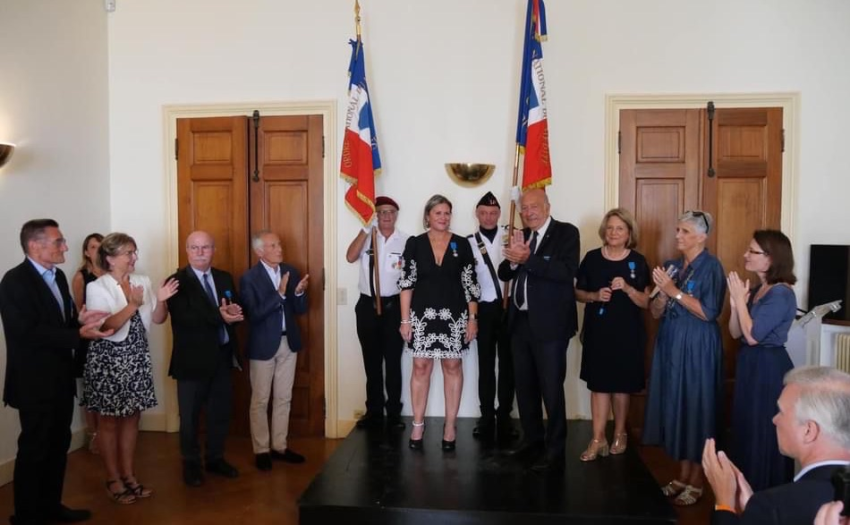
[
  {"left": 240, "top": 230, "right": 309, "bottom": 471},
  {"left": 704, "top": 366, "right": 850, "bottom": 525},
  {"left": 166, "top": 231, "right": 244, "bottom": 487},
  {"left": 498, "top": 188, "right": 580, "bottom": 472},
  {"left": 0, "top": 219, "right": 112, "bottom": 525}
]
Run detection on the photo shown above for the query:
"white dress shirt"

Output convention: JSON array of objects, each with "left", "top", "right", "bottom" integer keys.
[
  {"left": 357, "top": 229, "right": 410, "bottom": 297},
  {"left": 468, "top": 226, "right": 508, "bottom": 303}
]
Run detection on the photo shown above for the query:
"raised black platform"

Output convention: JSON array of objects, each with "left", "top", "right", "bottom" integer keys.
[{"left": 299, "top": 418, "right": 675, "bottom": 525}]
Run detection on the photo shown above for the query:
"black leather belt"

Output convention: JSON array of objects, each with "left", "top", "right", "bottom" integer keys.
[{"left": 361, "top": 294, "right": 399, "bottom": 310}]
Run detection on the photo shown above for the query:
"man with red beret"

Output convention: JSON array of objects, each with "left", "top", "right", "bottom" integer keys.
[{"left": 346, "top": 196, "right": 410, "bottom": 430}]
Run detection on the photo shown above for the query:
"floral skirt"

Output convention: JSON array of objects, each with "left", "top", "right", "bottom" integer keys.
[{"left": 407, "top": 307, "right": 469, "bottom": 359}]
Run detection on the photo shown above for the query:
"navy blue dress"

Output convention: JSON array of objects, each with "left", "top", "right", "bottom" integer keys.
[
  {"left": 731, "top": 284, "right": 796, "bottom": 491},
  {"left": 576, "top": 248, "right": 649, "bottom": 393},
  {"left": 643, "top": 250, "right": 726, "bottom": 462}
]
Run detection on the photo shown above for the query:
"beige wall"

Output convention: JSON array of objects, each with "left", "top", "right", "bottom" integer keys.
[{"left": 0, "top": 0, "right": 110, "bottom": 473}]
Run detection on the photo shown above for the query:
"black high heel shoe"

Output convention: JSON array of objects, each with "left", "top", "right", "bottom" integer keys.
[
  {"left": 409, "top": 421, "right": 425, "bottom": 450},
  {"left": 441, "top": 424, "right": 456, "bottom": 452}
]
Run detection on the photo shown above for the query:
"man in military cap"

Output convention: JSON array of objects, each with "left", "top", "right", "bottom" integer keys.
[
  {"left": 346, "top": 196, "right": 410, "bottom": 430},
  {"left": 467, "top": 191, "right": 516, "bottom": 442}
]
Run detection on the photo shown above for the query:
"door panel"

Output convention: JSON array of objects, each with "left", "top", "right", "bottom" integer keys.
[
  {"left": 176, "top": 116, "right": 251, "bottom": 436},
  {"left": 249, "top": 114, "right": 325, "bottom": 437},
  {"left": 702, "top": 107, "right": 783, "bottom": 418},
  {"left": 619, "top": 109, "right": 702, "bottom": 438}
]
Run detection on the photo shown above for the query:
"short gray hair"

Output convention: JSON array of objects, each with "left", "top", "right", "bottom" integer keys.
[
  {"left": 785, "top": 366, "right": 850, "bottom": 449},
  {"left": 251, "top": 230, "right": 273, "bottom": 251},
  {"left": 679, "top": 210, "right": 713, "bottom": 235}
]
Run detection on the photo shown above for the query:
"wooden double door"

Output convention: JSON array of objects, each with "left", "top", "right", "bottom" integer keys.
[
  {"left": 176, "top": 114, "right": 325, "bottom": 437},
  {"left": 618, "top": 105, "right": 784, "bottom": 438}
]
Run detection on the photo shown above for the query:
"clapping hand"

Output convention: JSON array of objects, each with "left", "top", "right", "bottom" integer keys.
[
  {"left": 294, "top": 274, "right": 309, "bottom": 295},
  {"left": 652, "top": 266, "right": 677, "bottom": 297},
  {"left": 77, "top": 306, "right": 114, "bottom": 340},
  {"left": 219, "top": 299, "right": 244, "bottom": 323},
  {"left": 727, "top": 271, "right": 750, "bottom": 309},
  {"left": 156, "top": 277, "right": 179, "bottom": 302},
  {"left": 597, "top": 287, "right": 613, "bottom": 302},
  {"left": 815, "top": 502, "right": 849, "bottom": 525},
  {"left": 129, "top": 284, "right": 145, "bottom": 306},
  {"left": 702, "top": 438, "right": 752, "bottom": 513},
  {"left": 503, "top": 230, "right": 531, "bottom": 265}
]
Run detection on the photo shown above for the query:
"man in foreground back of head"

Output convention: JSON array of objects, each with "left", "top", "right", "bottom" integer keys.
[{"left": 704, "top": 365, "right": 850, "bottom": 525}]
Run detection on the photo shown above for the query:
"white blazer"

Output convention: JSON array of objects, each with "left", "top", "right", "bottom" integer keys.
[{"left": 86, "top": 273, "right": 159, "bottom": 342}]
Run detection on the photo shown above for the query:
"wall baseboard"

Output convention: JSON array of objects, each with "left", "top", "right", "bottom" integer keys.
[{"left": 0, "top": 428, "right": 87, "bottom": 488}]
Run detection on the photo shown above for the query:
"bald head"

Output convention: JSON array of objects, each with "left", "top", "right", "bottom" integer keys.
[
  {"left": 186, "top": 230, "right": 215, "bottom": 272},
  {"left": 519, "top": 188, "right": 551, "bottom": 231}
]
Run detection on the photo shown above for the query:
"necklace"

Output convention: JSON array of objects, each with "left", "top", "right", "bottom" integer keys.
[{"left": 602, "top": 245, "right": 630, "bottom": 261}]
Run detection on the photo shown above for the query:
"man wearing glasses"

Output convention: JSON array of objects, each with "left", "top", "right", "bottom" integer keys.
[
  {"left": 166, "top": 231, "right": 244, "bottom": 487},
  {"left": 0, "top": 219, "right": 113, "bottom": 524},
  {"left": 346, "top": 196, "right": 410, "bottom": 430}
]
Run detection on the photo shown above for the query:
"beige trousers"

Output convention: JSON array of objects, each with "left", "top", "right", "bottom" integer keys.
[{"left": 249, "top": 338, "right": 298, "bottom": 454}]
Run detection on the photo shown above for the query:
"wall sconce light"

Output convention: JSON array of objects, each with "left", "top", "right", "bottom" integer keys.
[
  {"left": 445, "top": 163, "right": 495, "bottom": 187},
  {"left": 0, "top": 143, "right": 15, "bottom": 168}
]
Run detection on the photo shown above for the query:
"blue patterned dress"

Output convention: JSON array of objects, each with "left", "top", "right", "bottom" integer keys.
[{"left": 643, "top": 250, "right": 726, "bottom": 462}]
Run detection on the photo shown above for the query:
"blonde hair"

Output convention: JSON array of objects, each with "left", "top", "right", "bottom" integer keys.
[{"left": 598, "top": 208, "right": 639, "bottom": 249}]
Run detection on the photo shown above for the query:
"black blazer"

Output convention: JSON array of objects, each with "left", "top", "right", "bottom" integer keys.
[
  {"left": 167, "top": 266, "right": 240, "bottom": 380},
  {"left": 712, "top": 464, "right": 845, "bottom": 525},
  {"left": 498, "top": 218, "right": 580, "bottom": 342},
  {"left": 0, "top": 260, "right": 81, "bottom": 410},
  {"left": 240, "top": 262, "right": 308, "bottom": 360}
]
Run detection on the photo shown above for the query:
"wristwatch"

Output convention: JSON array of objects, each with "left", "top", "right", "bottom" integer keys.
[{"left": 674, "top": 292, "right": 684, "bottom": 301}]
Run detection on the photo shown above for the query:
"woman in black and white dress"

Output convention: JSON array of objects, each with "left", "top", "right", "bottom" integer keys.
[
  {"left": 399, "top": 195, "right": 480, "bottom": 451},
  {"left": 84, "top": 233, "right": 178, "bottom": 504}
]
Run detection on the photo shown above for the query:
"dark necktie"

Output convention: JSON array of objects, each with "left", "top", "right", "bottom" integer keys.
[
  {"left": 203, "top": 273, "right": 229, "bottom": 345},
  {"left": 514, "top": 230, "right": 538, "bottom": 309}
]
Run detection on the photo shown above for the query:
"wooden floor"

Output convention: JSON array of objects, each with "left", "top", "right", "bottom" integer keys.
[{"left": 0, "top": 428, "right": 714, "bottom": 524}]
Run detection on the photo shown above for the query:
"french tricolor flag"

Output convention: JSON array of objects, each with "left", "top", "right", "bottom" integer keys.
[
  {"left": 515, "top": 0, "right": 551, "bottom": 190},
  {"left": 340, "top": 38, "right": 382, "bottom": 225}
]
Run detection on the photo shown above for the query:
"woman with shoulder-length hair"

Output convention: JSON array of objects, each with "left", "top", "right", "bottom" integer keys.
[
  {"left": 71, "top": 233, "right": 105, "bottom": 453},
  {"left": 727, "top": 229, "right": 797, "bottom": 490},
  {"left": 398, "top": 194, "right": 480, "bottom": 452},
  {"left": 643, "top": 210, "right": 726, "bottom": 506},
  {"left": 83, "top": 233, "right": 179, "bottom": 504},
  {"left": 575, "top": 208, "right": 650, "bottom": 461}
]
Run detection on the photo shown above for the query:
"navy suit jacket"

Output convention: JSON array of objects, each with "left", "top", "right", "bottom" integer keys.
[
  {"left": 0, "top": 260, "right": 81, "bottom": 410},
  {"left": 712, "top": 464, "right": 844, "bottom": 525},
  {"left": 239, "top": 261, "right": 307, "bottom": 360},
  {"left": 498, "top": 218, "right": 580, "bottom": 342},
  {"left": 167, "top": 266, "right": 240, "bottom": 380}
]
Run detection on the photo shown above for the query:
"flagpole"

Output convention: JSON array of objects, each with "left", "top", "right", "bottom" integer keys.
[{"left": 503, "top": 143, "right": 521, "bottom": 310}]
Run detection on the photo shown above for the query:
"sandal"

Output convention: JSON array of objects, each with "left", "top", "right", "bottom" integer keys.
[
  {"left": 579, "top": 439, "right": 610, "bottom": 461},
  {"left": 122, "top": 476, "right": 153, "bottom": 498},
  {"left": 105, "top": 480, "right": 136, "bottom": 505},
  {"left": 660, "top": 479, "right": 687, "bottom": 497},
  {"left": 673, "top": 485, "right": 703, "bottom": 506},
  {"left": 610, "top": 432, "right": 628, "bottom": 455}
]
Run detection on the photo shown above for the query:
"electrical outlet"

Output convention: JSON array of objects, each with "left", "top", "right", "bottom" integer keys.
[{"left": 337, "top": 287, "right": 347, "bottom": 305}]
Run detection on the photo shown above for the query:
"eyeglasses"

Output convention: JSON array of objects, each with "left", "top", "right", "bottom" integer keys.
[
  {"left": 188, "top": 244, "right": 214, "bottom": 252},
  {"left": 41, "top": 237, "right": 67, "bottom": 247},
  {"left": 376, "top": 210, "right": 397, "bottom": 217},
  {"left": 120, "top": 250, "right": 139, "bottom": 258},
  {"left": 686, "top": 210, "right": 710, "bottom": 234}
]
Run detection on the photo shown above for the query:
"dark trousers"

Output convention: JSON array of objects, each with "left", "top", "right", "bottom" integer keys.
[
  {"left": 477, "top": 300, "right": 514, "bottom": 419},
  {"left": 511, "top": 312, "right": 568, "bottom": 458},
  {"left": 177, "top": 350, "right": 232, "bottom": 464},
  {"left": 14, "top": 395, "right": 73, "bottom": 522},
  {"left": 355, "top": 294, "right": 403, "bottom": 417}
]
